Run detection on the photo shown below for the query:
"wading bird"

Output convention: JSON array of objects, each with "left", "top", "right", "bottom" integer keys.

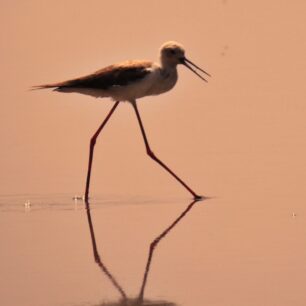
[{"left": 33, "top": 41, "right": 210, "bottom": 200}]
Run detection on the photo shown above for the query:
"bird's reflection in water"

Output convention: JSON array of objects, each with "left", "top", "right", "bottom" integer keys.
[{"left": 85, "top": 199, "right": 201, "bottom": 306}]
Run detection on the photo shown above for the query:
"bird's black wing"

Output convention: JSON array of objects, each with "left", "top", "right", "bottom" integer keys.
[{"left": 33, "top": 61, "right": 152, "bottom": 90}]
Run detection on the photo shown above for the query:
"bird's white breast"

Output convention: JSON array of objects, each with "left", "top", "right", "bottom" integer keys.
[{"left": 145, "top": 66, "right": 178, "bottom": 97}]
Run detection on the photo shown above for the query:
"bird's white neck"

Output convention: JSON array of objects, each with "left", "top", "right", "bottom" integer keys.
[{"left": 159, "top": 60, "right": 178, "bottom": 78}]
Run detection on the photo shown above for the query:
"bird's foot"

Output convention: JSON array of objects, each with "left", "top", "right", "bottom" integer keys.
[{"left": 193, "top": 194, "right": 205, "bottom": 201}]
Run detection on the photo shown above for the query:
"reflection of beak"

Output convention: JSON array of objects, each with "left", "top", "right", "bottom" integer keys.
[{"left": 180, "top": 57, "right": 211, "bottom": 82}]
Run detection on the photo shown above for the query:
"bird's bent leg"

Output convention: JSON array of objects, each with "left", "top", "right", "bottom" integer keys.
[
  {"left": 131, "top": 101, "right": 202, "bottom": 200},
  {"left": 84, "top": 101, "right": 120, "bottom": 200}
]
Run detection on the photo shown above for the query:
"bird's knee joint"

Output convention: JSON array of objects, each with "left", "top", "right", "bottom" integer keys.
[
  {"left": 147, "top": 149, "right": 155, "bottom": 157},
  {"left": 90, "top": 138, "right": 96, "bottom": 146},
  {"left": 150, "top": 239, "right": 158, "bottom": 250}
]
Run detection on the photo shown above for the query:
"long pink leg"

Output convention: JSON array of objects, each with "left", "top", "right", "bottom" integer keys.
[
  {"left": 132, "top": 101, "right": 202, "bottom": 200},
  {"left": 84, "top": 101, "right": 120, "bottom": 200}
]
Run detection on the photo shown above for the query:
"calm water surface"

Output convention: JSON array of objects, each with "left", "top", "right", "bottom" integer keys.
[{"left": 1, "top": 191, "right": 305, "bottom": 306}]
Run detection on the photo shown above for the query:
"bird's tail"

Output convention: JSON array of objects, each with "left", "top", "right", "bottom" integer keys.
[{"left": 30, "top": 82, "right": 66, "bottom": 90}]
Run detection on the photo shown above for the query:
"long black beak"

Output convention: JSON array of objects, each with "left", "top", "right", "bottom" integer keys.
[{"left": 180, "top": 57, "right": 211, "bottom": 82}]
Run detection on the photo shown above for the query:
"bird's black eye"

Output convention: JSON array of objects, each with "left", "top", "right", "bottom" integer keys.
[{"left": 170, "top": 49, "right": 176, "bottom": 55}]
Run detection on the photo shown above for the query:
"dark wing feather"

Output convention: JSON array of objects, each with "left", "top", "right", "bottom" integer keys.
[{"left": 33, "top": 61, "right": 152, "bottom": 90}]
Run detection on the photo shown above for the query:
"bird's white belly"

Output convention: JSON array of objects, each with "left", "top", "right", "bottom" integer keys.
[
  {"left": 108, "top": 68, "right": 178, "bottom": 102},
  {"left": 108, "top": 78, "right": 152, "bottom": 101}
]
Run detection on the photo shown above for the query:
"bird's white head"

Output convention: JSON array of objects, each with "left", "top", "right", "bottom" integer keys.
[
  {"left": 159, "top": 41, "right": 211, "bottom": 82},
  {"left": 160, "top": 41, "right": 186, "bottom": 67}
]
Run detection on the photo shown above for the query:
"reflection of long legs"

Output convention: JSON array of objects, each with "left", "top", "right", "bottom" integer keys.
[
  {"left": 132, "top": 101, "right": 202, "bottom": 200},
  {"left": 85, "top": 200, "right": 127, "bottom": 301},
  {"left": 138, "top": 199, "right": 200, "bottom": 301},
  {"left": 84, "top": 101, "right": 120, "bottom": 200}
]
